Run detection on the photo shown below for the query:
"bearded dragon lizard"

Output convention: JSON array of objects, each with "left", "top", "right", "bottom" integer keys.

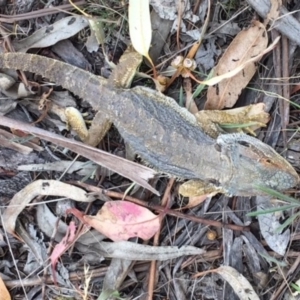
[{"left": 0, "top": 52, "right": 298, "bottom": 197}]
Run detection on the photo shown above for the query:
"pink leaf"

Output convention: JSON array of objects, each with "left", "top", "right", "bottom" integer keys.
[
  {"left": 83, "top": 201, "right": 160, "bottom": 241},
  {"left": 50, "top": 221, "right": 76, "bottom": 285}
]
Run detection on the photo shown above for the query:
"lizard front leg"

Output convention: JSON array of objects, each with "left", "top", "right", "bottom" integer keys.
[
  {"left": 65, "top": 48, "right": 142, "bottom": 147},
  {"left": 65, "top": 107, "right": 111, "bottom": 147},
  {"left": 194, "top": 103, "right": 269, "bottom": 138}
]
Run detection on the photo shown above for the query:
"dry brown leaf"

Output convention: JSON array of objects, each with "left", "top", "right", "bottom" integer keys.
[
  {"left": 199, "top": 37, "right": 279, "bottom": 87},
  {"left": 205, "top": 20, "right": 268, "bottom": 109},
  {"left": 267, "top": 0, "right": 282, "bottom": 23},
  {"left": 0, "top": 277, "right": 11, "bottom": 300},
  {"left": 0, "top": 116, "right": 158, "bottom": 195}
]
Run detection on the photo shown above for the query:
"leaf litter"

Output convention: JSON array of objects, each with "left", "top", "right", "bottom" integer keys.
[{"left": 0, "top": 1, "right": 300, "bottom": 299}]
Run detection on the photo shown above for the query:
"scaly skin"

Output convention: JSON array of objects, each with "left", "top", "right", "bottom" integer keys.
[{"left": 0, "top": 53, "right": 298, "bottom": 196}]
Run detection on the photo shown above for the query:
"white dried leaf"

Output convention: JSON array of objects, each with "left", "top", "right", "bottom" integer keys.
[
  {"left": 18, "top": 161, "right": 98, "bottom": 176},
  {"left": 216, "top": 266, "right": 260, "bottom": 300},
  {"left": 185, "top": 30, "right": 202, "bottom": 41},
  {"left": 150, "top": 0, "right": 199, "bottom": 21},
  {"left": 13, "top": 15, "right": 89, "bottom": 52},
  {"left": 77, "top": 241, "right": 205, "bottom": 261},
  {"left": 85, "top": 30, "right": 100, "bottom": 53},
  {"left": 257, "top": 196, "right": 290, "bottom": 256},
  {"left": 3, "top": 180, "right": 96, "bottom": 236}
]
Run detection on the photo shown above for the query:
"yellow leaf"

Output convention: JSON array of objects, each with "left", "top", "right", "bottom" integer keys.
[{"left": 129, "top": 0, "right": 152, "bottom": 58}]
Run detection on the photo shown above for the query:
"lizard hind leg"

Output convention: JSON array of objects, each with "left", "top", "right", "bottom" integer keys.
[{"left": 179, "top": 179, "right": 226, "bottom": 197}]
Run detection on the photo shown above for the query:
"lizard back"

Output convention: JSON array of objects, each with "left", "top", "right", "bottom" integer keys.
[{"left": 0, "top": 53, "right": 228, "bottom": 179}]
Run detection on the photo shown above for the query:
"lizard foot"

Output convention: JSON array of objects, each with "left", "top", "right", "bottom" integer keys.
[{"left": 179, "top": 179, "right": 226, "bottom": 197}]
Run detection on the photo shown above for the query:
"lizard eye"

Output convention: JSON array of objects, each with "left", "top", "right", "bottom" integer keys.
[{"left": 263, "top": 158, "right": 272, "bottom": 164}]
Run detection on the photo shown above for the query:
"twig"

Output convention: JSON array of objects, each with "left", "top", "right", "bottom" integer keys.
[{"left": 147, "top": 178, "right": 175, "bottom": 300}]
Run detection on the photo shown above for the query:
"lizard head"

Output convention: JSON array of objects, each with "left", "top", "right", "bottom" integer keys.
[
  {"left": 218, "top": 134, "right": 299, "bottom": 196},
  {"left": 241, "top": 154, "right": 299, "bottom": 196}
]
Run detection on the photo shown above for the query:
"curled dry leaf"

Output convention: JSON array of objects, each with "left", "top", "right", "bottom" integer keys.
[
  {"left": 195, "top": 266, "right": 259, "bottom": 300},
  {"left": 2, "top": 180, "right": 96, "bottom": 239},
  {"left": 205, "top": 20, "right": 268, "bottom": 109},
  {"left": 69, "top": 201, "right": 161, "bottom": 242},
  {"left": 215, "top": 266, "right": 260, "bottom": 300}
]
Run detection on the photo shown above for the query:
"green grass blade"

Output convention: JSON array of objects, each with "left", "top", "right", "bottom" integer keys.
[
  {"left": 255, "top": 185, "right": 300, "bottom": 205},
  {"left": 247, "top": 204, "right": 298, "bottom": 217}
]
